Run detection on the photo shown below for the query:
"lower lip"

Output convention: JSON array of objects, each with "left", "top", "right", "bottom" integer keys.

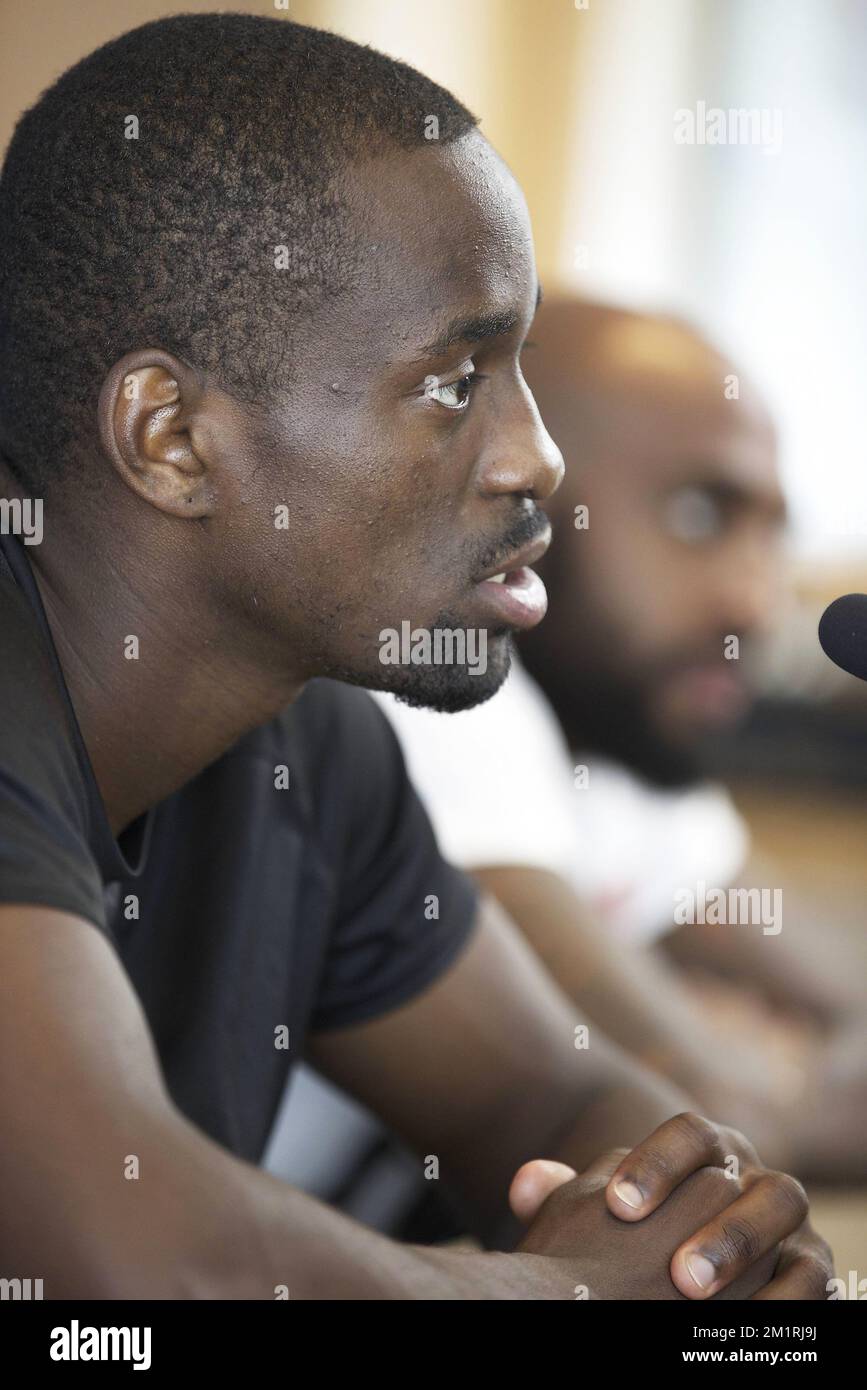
[{"left": 473, "top": 566, "right": 548, "bottom": 630}]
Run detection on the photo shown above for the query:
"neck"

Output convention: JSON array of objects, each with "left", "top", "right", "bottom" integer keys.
[{"left": 31, "top": 538, "right": 306, "bottom": 837}]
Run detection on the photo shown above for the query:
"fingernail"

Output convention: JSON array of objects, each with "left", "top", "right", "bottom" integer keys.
[
  {"left": 613, "top": 1180, "right": 643, "bottom": 1209},
  {"left": 686, "top": 1253, "right": 717, "bottom": 1290}
]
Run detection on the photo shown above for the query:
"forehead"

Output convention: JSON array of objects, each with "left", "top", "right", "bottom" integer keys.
[
  {"left": 552, "top": 319, "right": 782, "bottom": 511},
  {"left": 322, "top": 132, "right": 538, "bottom": 363}
]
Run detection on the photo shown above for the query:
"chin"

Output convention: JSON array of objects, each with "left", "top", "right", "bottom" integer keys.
[{"left": 377, "top": 632, "right": 513, "bottom": 713}]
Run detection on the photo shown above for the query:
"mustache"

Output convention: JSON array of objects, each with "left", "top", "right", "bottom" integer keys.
[{"left": 472, "top": 506, "right": 550, "bottom": 578}]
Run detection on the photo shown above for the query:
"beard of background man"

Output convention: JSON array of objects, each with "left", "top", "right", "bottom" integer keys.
[{"left": 520, "top": 299, "right": 785, "bottom": 790}]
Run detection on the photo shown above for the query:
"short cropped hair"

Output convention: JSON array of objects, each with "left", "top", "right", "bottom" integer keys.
[{"left": 0, "top": 13, "right": 478, "bottom": 494}]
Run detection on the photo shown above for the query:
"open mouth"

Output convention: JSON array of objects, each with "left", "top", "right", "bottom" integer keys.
[
  {"left": 469, "top": 527, "right": 551, "bottom": 630},
  {"left": 474, "top": 565, "right": 547, "bottom": 629}
]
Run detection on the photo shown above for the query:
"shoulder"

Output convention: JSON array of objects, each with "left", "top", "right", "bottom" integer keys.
[
  {"left": 293, "top": 677, "right": 401, "bottom": 755},
  {"left": 0, "top": 569, "right": 103, "bottom": 927},
  {"left": 289, "top": 678, "right": 410, "bottom": 820},
  {"left": 0, "top": 567, "right": 76, "bottom": 742},
  {"left": 233, "top": 678, "right": 409, "bottom": 850}
]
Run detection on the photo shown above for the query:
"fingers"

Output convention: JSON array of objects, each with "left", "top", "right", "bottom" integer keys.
[
  {"left": 605, "top": 1112, "right": 755, "bottom": 1221},
  {"left": 579, "top": 1146, "right": 633, "bottom": 1187},
  {"left": 509, "top": 1159, "right": 577, "bottom": 1225},
  {"left": 750, "top": 1227, "right": 835, "bottom": 1301},
  {"left": 670, "top": 1170, "right": 808, "bottom": 1299},
  {"left": 603, "top": 1113, "right": 824, "bottom": 1301}
]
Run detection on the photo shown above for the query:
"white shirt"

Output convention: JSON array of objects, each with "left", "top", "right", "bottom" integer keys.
[{"left": 371, "top": 658, "right": 750, "bottom": 945}]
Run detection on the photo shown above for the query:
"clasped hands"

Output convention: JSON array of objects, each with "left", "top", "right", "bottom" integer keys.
[{"left": 509, "top": 1112, "right": 833, "bottom": 1300}]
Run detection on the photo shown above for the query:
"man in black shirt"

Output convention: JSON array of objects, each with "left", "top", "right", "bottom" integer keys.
[
  {"left": 0, "top": 14, "right": 829, "bottom": 1298},
  {"left": 0, "top": 528, "right": 480, "bottom": 1163}
]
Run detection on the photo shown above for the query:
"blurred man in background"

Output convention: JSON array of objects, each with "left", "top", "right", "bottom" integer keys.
[
  {"left": 522, "top": 299, "right": 866, "bottom": 1173},
  {"left": 382, "top": 298, "right": 867, "bottom": 1182}
]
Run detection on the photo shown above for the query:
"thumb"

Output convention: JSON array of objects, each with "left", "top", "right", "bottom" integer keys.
[{"left": 508, "top": 1159, "right": 578, "bottom": 1224}]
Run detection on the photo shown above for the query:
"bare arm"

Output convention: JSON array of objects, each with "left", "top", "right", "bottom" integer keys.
[
  {"left": 0, "top": 903, "right": 563, "bottom": 1299},
  {"left": 306, "top": 892, "right": 831, "bottom": 1299},
  {"left": 662, "top": 852, "right": 867, "bottom": 1027},
  {"left": 307, "top": 891, "right": 692, "bottom": 1245},
  {"left": 470, "top": 863, "right": 867, "bottom": 1183},
  {"left": 470, "top": 863, "right": 763, "bottom": 1108},
  {"left": 2, "top": 900, "right": 827, "bottom": 1299}
]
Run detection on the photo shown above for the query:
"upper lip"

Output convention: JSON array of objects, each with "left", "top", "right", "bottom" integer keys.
[{"left": 476, "top": 528, "right": 551, "bottom": 582}]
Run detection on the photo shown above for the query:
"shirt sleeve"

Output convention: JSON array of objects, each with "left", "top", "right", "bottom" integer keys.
[
  {"left": 0, "top": 578, "right": 108, "bottom": 934},
  {"left": 309, "top": 685, "right": 480, "bottom": 1032}
]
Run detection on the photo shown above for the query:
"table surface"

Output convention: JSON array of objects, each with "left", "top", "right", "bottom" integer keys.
[{"left": 731, "top": 780, "right": 867, "bottom": 1282}]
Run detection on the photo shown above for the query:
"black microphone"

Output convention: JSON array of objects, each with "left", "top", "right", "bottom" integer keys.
[{"left": 818, "top": 593, "right": 867, "bottom": 681}]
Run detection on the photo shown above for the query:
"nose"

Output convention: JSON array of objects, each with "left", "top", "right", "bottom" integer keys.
[
  {"left": 715, "top": 531, "right": 781, "bottom": 639},
  {"left": 476, "top": 385, "right": 564, "bottom": 502}
]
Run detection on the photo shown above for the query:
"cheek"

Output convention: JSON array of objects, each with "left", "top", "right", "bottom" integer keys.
[
  {"left": 287, "top": 407, "right": 472, "bottom": 596},
  {"left": 582, "top": 531, "right": 656, "bottom": 623},
  {"left": 615, "top": 528, "right": 701, "bottom": 618}
]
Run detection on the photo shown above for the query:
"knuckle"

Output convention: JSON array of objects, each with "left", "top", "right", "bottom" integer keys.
[
  {"left": 633, "top": 1144, "right": 676, "bottom": 1184},
  {"left": 766, "top": 1171, "right": 809, "bottom": 1222},
  {"left": 691, "top": 1163, "right": 743, "bottom": 1202},
  {"left": 819, "top": 1239, "right": 835, "bottom": 1274},
  {"left": 671, "top": 1111, "right": 718, "bottom": 1152},
  {"left": 799, "top": 1252, "right": 832, "bottom": 1298},
  {"left": 715, "top": 1217, "right": 763, "bottom": 1266},
  {"left": 720, "top": 1124, "right": 759, "bottom": 1166},
  {"left": 729, "top": 1125, "right": 756, "bottom": 1157},
  {"left": 801, "top": 1234, "right": 834, "bottom": 1279}
]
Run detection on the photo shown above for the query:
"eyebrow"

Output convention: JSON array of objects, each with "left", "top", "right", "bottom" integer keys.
[{"left": 415, "top": 282, "right": 544, "bottom": 361}]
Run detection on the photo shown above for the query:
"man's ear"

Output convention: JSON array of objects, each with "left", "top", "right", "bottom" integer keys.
[{"left": 98, "top": 349, "right": 216, "bottom": 517}]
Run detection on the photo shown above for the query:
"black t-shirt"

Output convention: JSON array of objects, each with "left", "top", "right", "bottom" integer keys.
[{"left": 0, "top": 532, "right": 478, "bottom": 1162}]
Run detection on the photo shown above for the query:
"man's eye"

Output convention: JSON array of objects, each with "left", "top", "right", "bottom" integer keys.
[
  {"left": 661, "top": 486, "right": 725, "bottom": 543},
  {"left": 424, "top": 373, "right": 477, "bottom": 410}
]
